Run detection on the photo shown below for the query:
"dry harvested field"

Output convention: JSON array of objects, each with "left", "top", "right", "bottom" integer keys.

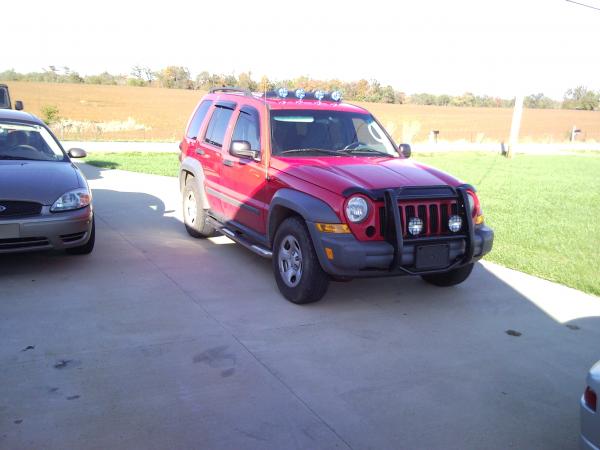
[{"left": 6, "top": 81, "right": 600, "bottom": 142}]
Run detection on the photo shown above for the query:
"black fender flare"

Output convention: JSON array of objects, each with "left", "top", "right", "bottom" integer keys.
[{"left": 267, "top": 188, "right": 341, "bottom": 245}]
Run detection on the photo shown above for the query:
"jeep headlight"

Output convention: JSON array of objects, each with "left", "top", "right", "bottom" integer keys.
[
  {"left": 345, "top": 196, "right": 369, "bottom": 223},
  {"left": 51, "top": 188, "right": 91, "bottom": 212}
]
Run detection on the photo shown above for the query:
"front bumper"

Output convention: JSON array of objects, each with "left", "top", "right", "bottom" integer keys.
[
  {"left": 0, "top": 206, "right": 93, "bottom": 254},
  {"left": 308, "top": 186, "right": 493, "bottom": 278},
  {"left": 308, "top": 223, "right": 493, "bottom": 277}
]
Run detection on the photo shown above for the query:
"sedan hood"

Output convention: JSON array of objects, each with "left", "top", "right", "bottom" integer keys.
[
  {"left": 271, "top": 156, "right": 462, "bottom": 196},
  {"left": 0, "top": 161, "right": 83, "bottom": 205}
]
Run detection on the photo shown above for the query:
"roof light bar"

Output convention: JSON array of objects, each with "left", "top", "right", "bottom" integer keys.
[{"left": 265, "top": 89, "right": 342, "bottom": 102}]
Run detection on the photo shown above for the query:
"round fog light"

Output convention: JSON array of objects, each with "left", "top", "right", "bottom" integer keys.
[
  {"left": 408, "top": 217, "right": 423, "bottom": 236},
  {"left": 448, "top": 215, "right": 462, "bottom": 232}
]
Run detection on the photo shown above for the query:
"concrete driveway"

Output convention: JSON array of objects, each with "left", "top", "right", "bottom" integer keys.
[{"left": 1, "top": 163, "right": 599, "bottom": 450}]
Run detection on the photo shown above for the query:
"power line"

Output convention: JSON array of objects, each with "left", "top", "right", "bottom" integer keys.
[{"left": 565, "top": 0, "right": 600, "bottom": 12}]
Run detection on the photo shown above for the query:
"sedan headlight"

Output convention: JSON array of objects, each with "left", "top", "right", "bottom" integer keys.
[
  {"left": 51, "top": 188, "right": 91, "bottom": 212},
  {"left": 345, "top": 196, "right": 369, "bottom": 223}
]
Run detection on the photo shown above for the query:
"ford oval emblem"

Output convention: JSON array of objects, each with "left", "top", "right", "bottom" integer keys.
[{"left": 0, "top": 205, "right": 6, "bottom": 213}]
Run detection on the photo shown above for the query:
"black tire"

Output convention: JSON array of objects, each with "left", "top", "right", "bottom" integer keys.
[
  {"left": 66, "top": 217, "right": 95, "bottom": 255},
  {"left": 421, "top": 263, "right": 474, "bottom": 287},
  {"left": 272, "top": 216, "right": 329, "bottom": 304},
  {"left": 182, "top": 177, "right": 214, "bottom": 238}
]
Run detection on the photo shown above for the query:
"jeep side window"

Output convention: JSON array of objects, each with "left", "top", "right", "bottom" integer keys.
[
  {"left": 232, "top": 107, "right": 260, "bottom": 151},
  {"left": 186, "top": 100, "right": 212, "bottom": 140},
  {"left": 204, "top": 106, "right": 234, "bottom": 148}
]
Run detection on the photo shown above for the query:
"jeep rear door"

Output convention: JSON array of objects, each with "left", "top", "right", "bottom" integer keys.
[
  {"left": 197, "top": 102, "right": 237, "bottom": 217},
  {"left": 219, "top": 105, "right": 268, "bottom": 235}
]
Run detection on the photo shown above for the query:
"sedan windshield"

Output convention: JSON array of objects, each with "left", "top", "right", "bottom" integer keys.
[
  {"left": 270, "top": 110, "right": 397, "bottom": 157},
  {"left": 0, "top": 122, "right": 66, "bottom": 162}
]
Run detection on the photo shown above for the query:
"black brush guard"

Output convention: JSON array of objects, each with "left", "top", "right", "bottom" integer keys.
[{"left": 382, "top": 185, "right": 475, "bottom": 275}]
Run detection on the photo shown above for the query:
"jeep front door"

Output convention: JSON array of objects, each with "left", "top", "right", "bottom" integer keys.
[{"left": 220, "top": 106, "right": 267, "bottom": 235}]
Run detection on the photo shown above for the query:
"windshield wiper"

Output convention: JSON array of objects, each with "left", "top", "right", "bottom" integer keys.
[
  {"left": 279, "top": 148, "right": 342, "bottom": 156},
  {"left": 339, "top": 147, "right": 391, "bottom": 157},
  {"left": 0, "top": 155, "right": 39, "bottom": 161}
]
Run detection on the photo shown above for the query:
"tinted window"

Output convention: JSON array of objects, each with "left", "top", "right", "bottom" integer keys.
[
  {"left": 186, "top": 100, "right": 212, "bottom": 139},
  {"left": 204, "top": 106, "right": 234, "bottom": 148},
  {"left": 0, "top": 87, "right": 9, "bottom": 108},
  {"left": 232, "top": 107, "right": 261, "bottom": 151}
]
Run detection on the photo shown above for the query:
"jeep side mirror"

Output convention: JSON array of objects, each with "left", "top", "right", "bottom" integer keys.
[
  {"left": 68, "top": 148, "right": 87, "bottom": 158},
  {"left": 14, "top": 100, "right": 23, "bottom": 111},
  {"left": 399, "top": 143, "right": 411, "bottom": 158},
  {"left": 230, "top": 140, "right": 260, "bottom": 161}
]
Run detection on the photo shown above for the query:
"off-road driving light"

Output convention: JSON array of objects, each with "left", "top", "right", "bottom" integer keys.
[
  {"left": 408, "top": 217, "right": 423, "bottom": 236},
  {"left": 345, "top": 196, "right": 369, "bottom": 223},
  {"left": 277, "top": 87, "right": 288, "bottom": 98},
  {"left": 295, "top": 88, "right": 305, "bottom": 99},
  {"left": 314, "top": 90, "right": 325, "bottom": 101},
  {"left": 331, "top": 90, "right": 342, "bottom": 101},
  {"left": 51, "top": 188, "right": 91, "bottom": 212},
  {"left": 448, "top": 214, "right": 462, "bottom": 232}
]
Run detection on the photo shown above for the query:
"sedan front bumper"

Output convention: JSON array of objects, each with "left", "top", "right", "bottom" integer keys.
[{"left": 0, "top": 206, "right": 93, "bottom": 253}]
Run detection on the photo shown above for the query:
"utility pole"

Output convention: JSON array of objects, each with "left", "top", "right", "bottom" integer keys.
[{"left": 507, "top": 95, "right": 524, "bottom": 159}]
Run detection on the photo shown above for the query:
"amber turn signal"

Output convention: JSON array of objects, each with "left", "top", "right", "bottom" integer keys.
[
  {"left": 315, "top": 223, "right": 351, "bottom": 233},
  {"left": 475, "top": 215, "right": 484, "bottom": 225}
]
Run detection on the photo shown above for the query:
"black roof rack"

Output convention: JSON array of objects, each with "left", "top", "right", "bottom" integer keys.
[{"left": 209, "top": 87, "right": 253, "bottom": 96}]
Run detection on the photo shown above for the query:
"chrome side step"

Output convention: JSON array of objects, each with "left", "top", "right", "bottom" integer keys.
[{"left": 208, "top": 218, "right": 272, "bottom": 258}]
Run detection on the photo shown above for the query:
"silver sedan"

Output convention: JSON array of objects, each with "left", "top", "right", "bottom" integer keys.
[
  {"left": 581, "top": 360, "right": 600, "bottom": 450},
  {"left": 0, "top": 110, "right": 94, "bottom": 254}
]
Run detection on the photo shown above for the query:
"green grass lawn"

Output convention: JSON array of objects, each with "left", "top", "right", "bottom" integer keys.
[
  {"left": 84, "top": 151, "right": 600, "bottom": 296},
  {"left": 84, "top": 152, "right": 180, "bottom": 177}
]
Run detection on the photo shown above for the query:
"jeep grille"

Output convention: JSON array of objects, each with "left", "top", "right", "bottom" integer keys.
[{"left": 379, "top": 199, "right": 466, "bottom": 238}]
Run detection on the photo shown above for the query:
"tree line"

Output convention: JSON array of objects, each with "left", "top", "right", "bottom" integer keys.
[{"left": 1, "top": 66, "right": 598, "bottom": 111}]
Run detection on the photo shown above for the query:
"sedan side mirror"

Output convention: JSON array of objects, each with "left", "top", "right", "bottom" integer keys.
[
  {"left": 399, "top": 143, "right": 411, "bottom": 158},
  {"left": 68, "top": 148, "right": 87, "bottom": 158},
  {"left": 230, "top": 140, "right": 260, "bottom": 161},
  {"left": 14, "top": 101, "right": 24, "bottom": 111}
]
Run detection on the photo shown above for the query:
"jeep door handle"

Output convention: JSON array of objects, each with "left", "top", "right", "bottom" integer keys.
[
  {"left": 223, "top": 159, "right": 233, "bottom": 167},
  {"left": 195, "top": 149, "right": 204, "bottom": 155}
]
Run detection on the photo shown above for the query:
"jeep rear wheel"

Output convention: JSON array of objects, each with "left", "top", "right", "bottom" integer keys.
[
  {"left": 183, "top": 177, "right": 214, "bottom": 238},
  {"left": 421, "top": 263, "right": 474, "bottom": 287},
  {"left": 272, "top": 217, "right": 329, "bottom": 304}
]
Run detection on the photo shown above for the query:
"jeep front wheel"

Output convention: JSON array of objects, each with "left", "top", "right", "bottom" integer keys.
[
  {"left": 183, "top": 177, "right": 214, "bottom": 238},
  {"left": 421, "top": 263, "right": 474, "bottom": 287},
  {"left": 272, "top": 217, "right": 329, "bottom": 304}
]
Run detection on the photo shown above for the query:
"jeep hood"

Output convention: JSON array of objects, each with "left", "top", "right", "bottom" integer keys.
[
  {"left": 0, "top": 160, "right": 84, "bottom": 205},
  {"left": 271, "top": 156, "right": 462, "bottom": 195}
]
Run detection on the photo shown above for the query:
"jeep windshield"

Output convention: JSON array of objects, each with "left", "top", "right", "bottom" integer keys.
[
  {"left": 270, "top": 110, "right": 397, "bottom": 157},
  {"left": 0, "top": 122, "right": 67, "bottom": 162}
]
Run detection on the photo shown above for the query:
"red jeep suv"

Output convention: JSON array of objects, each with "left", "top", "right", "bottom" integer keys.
[{"left": 179, "top": 87, "right": 493, "bottom": 304}]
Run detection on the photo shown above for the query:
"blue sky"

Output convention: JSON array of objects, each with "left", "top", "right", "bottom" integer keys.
[{"left": 4, "top": 0, "right": 600, "bottom": 99}]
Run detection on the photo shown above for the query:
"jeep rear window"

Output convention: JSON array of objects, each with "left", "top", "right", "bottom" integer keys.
[
  {"left": 0, "top": 88, "right": 9, "bottom": 108},
  {"left": 270, "top": 110, "right": 396, "bottom": 156},
  {"left": 204, "top": 106, "right": 234, "bottom": 148},
  {"left": 186, "top": 100, "right": 212, "bottom": 140}
]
